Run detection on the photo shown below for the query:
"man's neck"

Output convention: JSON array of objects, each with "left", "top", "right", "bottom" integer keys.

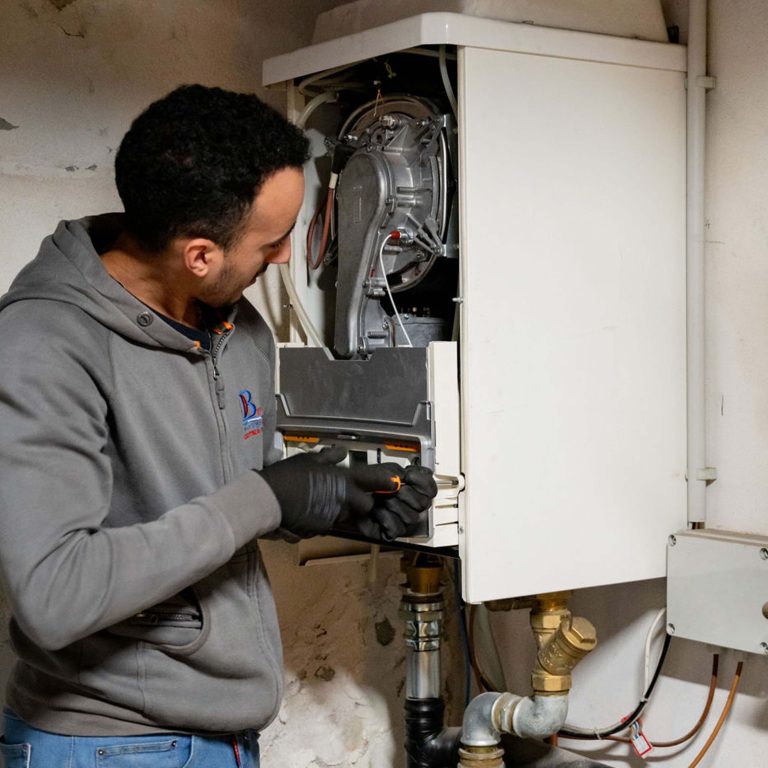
[{"left": 101, "top": 233, "right": 202, "bottom": 329}]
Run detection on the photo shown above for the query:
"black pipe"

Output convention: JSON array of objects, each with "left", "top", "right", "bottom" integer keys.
[{"left": 404, "top": 697, "right": 461, "bottom": 768}]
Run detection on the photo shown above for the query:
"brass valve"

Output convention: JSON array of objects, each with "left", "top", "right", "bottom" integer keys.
[{"left": 526, "top": 592, "right": 597, "bottom": 695}]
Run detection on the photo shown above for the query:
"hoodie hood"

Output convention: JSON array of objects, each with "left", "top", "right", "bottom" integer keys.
[{"left": 0, "top": 214, "right": 201, "bottom": 353}]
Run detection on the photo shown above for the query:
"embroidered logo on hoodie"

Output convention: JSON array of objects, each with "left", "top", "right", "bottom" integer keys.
[{"left": 238, "top": 390, "right": 263, "bottom": 440}]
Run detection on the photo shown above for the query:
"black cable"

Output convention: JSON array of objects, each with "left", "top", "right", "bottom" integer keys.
[
  {"left": 452, "top": 558, "right": 472, "bottom": 708},
  {"left": 559, "top": 633, "right": 672, "bottom": 740}
]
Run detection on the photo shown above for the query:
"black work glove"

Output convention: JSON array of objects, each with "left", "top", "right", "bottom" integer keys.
[
  {"left": 353, "top": 464, "right": 438, "bottom": 541},
  {"left": 258, "top": 447, "right": 402, "bottom": 538}
]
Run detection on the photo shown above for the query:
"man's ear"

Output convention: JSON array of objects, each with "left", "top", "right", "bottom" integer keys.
[{"left": 181, "top": 238, "right": 223, "bottom": 278}]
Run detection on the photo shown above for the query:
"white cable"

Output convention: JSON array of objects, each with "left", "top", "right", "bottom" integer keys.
[
  {"left": 297, "top": 91, "right": 337, "bottom": 128},
  {"left": 439, "top": 44, "right": 458, "bottom": 119},
  {"left": 277, "top": 92, "right": 338, "bottom": 348},
  {"left": 278, "top": 264, "right": 324, "bottom": 348},
  {"left": 644, "top": 607, "right": 667, "bottom": 692},
  {"left": 378, "top": 238, "right": 412, "bottom": 348}
]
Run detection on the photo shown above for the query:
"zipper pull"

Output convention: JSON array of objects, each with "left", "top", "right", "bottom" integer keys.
[
  {"left": 212, "top": 360, "right": 226, "bottom": 410},
  {"left": 215, "top": 376, "right": 226, "bottom": 409}
]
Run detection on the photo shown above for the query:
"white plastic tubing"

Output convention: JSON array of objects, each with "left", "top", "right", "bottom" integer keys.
[
  {"left": 687, "top": 0, "right": 709, "bottom": 525},
  {"left": 278, "top": 91, "right": 337, "bottom": 348}
]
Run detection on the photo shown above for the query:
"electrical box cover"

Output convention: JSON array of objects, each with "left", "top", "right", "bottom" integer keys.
[{"left": 667, "top": 529, "right": 768, "bottom": 656}]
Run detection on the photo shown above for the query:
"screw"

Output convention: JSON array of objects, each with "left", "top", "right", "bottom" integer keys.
[
  {"left": 761, "top": 642, "right": 768, "bottom": 655},
  {"left": 760, "top": 548, "right": 768, "bottom": 560},
  {"left": 667, "top": 623, "right": 676, "bottom": 635},
  {"left": 668, "top": 535, "right": 677, "bottom": 547}
]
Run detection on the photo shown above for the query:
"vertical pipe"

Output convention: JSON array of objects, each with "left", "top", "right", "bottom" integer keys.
[
  {"left": 403, "top": 597, "right": 444, "bottom": 699},
  {"left": 400, "top": 559, "right": 461, "bottom": 768},
  {"left": 687, "top": 0, "right": 709, "bottom": 525}
]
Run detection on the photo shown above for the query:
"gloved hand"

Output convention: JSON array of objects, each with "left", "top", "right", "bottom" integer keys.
[
  {"left": 353, "top": 464, "right": 438, "bottom": 541},
  {"left": 258, "top": 446, "right": 403, "bottom": 538}
]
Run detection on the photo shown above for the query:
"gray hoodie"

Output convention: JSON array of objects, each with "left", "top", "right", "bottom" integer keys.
[{"left": 0, "top": 214, "right": 286, "bottom": 736}]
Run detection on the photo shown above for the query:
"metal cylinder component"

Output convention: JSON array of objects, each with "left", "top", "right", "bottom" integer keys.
[
  {"left": 401, "top": 597, "right": 444, "bottom": 699},
  {"left": 457, "top": 746, "right": 505, "bottom": 767},
  {"left": 407, "top": 648, "right": 441, "bottom": 699}
]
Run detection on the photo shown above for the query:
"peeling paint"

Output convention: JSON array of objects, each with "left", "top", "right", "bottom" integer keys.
[
  {"left": 314, "top": 665, "right": 336, "bottom": 682},
  {"left": 374, "top": 617, "right": 395, "bottom": 646},
  {"left": 64, "top": 165, "right": 78, "bottom": 172},
  {"left": 0, "top": 118, "right": 19, "bottom": 131},
  {"left": 86, "top": 164, "right": 97, "bottom": 171}
]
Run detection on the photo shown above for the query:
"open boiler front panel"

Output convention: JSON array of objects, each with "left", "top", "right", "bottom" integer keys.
[{"left": 264, "top": 13, "right": 688, "bottom": 603}]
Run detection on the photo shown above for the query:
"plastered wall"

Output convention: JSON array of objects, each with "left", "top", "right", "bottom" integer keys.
[{"left": 1, "top": 1, "right": 767, "bottom": 767}]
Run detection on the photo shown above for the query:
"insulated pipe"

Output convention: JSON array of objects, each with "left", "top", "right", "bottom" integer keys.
[
  {"left": 404, "top": 698, "right": 461, "bottom": 768},
  {"left": 686, "top": 0, "right": 710, "bottom": 524}
]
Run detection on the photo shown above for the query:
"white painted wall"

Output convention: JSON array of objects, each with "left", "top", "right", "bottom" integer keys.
[{"left": 1, "top": 1, "right": 767, "bottom": 767}]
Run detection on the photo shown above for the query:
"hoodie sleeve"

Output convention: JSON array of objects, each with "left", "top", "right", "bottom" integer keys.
[{"left": 0, "top": 301, "right": 281, "bottom": 652}]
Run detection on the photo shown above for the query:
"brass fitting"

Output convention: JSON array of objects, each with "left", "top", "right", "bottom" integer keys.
[
  {"left": 401, "top": 553, "right": 443, "bottom": 596},
  {"left": 525, "top": 593, "right": 596, "bottom": 695},
  {"left": 458, "top": 746, "right": 505, "bottom": 767}
]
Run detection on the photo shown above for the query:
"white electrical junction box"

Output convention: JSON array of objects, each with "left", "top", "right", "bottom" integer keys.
[
  {"left": 263, "top": 12, "right": 688, "bottom": 602},
  {"left": 667, "top": 530, "right": 768, "bottom": 656}
]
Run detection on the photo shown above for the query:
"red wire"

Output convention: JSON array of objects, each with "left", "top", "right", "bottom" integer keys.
[{"left": 306, "top": 187, "right": 334, "bottom": 270}]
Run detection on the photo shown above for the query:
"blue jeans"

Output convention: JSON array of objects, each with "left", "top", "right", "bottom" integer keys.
[{"left": 0, "top": 710, "right": 259, "bottom": 768}]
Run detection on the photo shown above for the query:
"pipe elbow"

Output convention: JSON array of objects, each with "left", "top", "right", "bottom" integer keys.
[
  {"left": 460, "top": 692, "right": 516, "bottom": 747},
  {"left": 504, "top": 694, "right": 569, "bottom": 741}
]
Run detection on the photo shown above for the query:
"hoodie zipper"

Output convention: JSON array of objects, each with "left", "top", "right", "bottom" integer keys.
[
  {"left": 206, "top": 322, "right": 235, "bottom": 483},
  {"left": 132, "top": 608, "right": 202, "bottom": 626},
  {"left": 210, "top": 330, "right": 229, "bottom": 410}
]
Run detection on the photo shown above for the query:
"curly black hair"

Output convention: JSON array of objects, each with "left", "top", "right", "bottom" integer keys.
[{"left": 115, "top": 84, "right": 309, "bottom": 253}]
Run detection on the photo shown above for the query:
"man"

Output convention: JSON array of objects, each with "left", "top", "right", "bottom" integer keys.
[{"left": 0, "top": 85, "right": 435, "bottom": 767}]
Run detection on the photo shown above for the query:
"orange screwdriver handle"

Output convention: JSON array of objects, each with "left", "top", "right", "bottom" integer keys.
[{"left": 374, "top": 476, "right": 401, "bottom": 494}]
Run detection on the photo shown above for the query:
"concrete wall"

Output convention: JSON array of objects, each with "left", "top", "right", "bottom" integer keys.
[{"left": 1, "top": 1, "right": 767, "bottom": 767}]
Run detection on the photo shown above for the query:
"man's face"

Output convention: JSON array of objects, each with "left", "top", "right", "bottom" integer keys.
[{"left": 205, "top": 166, "right": 304, "bottom": 306}]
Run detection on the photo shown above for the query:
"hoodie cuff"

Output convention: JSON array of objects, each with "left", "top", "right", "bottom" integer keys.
[{"left": 204, "top": 471, "right": 281, "bottom": 549}]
